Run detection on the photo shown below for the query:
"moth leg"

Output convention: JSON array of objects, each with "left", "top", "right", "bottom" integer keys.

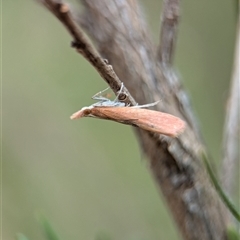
[{"left": 92, "top": 87, "right": 110, "bottom": 101}]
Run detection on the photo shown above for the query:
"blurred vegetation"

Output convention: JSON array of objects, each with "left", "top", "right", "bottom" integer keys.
[{"left": 3, "top": 0, "right": 237, "bottom": 240}]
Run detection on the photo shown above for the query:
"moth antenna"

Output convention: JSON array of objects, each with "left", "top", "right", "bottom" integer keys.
[{"left": 132, "top": 101, "right": 160, "bottom": 109}]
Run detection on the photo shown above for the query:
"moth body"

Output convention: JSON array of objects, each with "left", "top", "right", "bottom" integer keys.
[
  {"left": 71, "top": 105, "right": 185, "bottom": 137},
  {"left": 70, "top": 84, "right": 186, "bottom": 137}
]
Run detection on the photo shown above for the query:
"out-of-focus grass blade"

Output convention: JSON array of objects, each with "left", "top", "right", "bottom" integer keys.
[
  {"left": 38, "top": 215, "right": 61, "bottom": 240},
  {"left": 95, "top": 230, "right": 112, "bottom": 240},
  {"left": 202, "top": 151, "right": 240, "bottom": 222},
  {"left": 227, "top": 225, "right": 240, "bottom": 240},
  {"left": 16, "top": 233, "right": 30, "bottom": 240}
]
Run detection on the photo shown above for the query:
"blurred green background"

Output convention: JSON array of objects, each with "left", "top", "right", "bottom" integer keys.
[{"left": 2, "top": 0, "right": 237, "bottom": 240}]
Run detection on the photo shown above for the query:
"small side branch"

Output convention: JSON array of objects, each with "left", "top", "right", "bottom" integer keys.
[
  {"left": 157, "top": 0, "right": 180, "bottom": 66},
  {"left": 221, "top": 17, "right": 240, "bottom": 204},
  {"left": 39, "top": 0, "right": 137, "bottom": 105}
]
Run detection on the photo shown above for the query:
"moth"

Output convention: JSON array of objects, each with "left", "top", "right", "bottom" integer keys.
[{"left": 70, "top": 84, "right": 186, "bottom": 137}]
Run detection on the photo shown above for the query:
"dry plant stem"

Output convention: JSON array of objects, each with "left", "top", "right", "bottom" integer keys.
[
  {"left": 221, "top": 17, "right": 240, "bottom": 215},
  {"left": 40, "top": 0, "right": 137, "bottom": 106},
  {"left": 158, "top": 0, "right": 180, "bottom": 66},
  {"left": 79, "top": 1, "right": 227, "bottom": 240},
  {"left": 39, "top": 0, "right": 227, "bottom": 239}
]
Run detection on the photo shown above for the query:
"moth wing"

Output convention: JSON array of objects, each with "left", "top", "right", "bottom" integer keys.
[
  {"left": 129, "top": 109, "right": 185, "bottom": 137},
  {"left": 94, "top": 107, "right": 185, "bottom": 137}
]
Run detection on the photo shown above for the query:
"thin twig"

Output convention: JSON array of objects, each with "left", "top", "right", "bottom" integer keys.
[
  {"left": 157, "top": 0, "right": 180, "bottom": 66},
  {"left": 39, "top": 0, "right": 137, "bottom": 106}
]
